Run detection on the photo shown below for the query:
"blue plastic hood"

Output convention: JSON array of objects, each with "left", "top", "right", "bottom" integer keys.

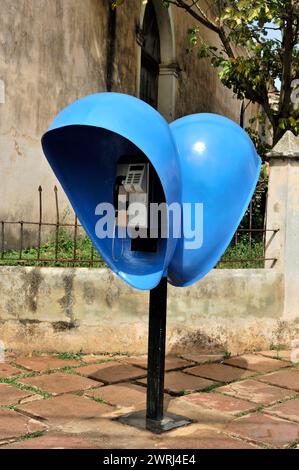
[{"left": 42, "top": 93, "right": 261, "bottom": 290}]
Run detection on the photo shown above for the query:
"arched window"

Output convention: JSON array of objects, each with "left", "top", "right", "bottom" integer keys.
[{"left": 139, "top": 0, "right": 161, "bottom": 109}]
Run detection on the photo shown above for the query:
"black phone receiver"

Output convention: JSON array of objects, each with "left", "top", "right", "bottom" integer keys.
[{"left": 113, "top": 175, "right": 125, "bottom": 211}]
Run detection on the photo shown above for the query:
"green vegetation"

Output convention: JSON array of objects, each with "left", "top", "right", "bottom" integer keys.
[
  {"left": 89, "top": 396, "right": 110, "bottom": 406},
  {"left": 1, "top": 404, "right": 17, "bottom": 411},
  {"left": 0, "top": 228, "right": 105, "bottom": 268},
  {"left": 223, "top": 351, "right": 232, "bottom": 360},
  {"left": 217, "top": 238, "right": 264, "bottom": 269},
  {"left": 117, "top": 0, "right": 299, "bottom": 151},
  {"left": 0, "top": 230, "right": 264, "bottom": 269},
  {"left": 0, "top": 375, "right": 51, "bottom": 399},
  {"left": 15, "top": 431, "right": 45, "bottom": 442},
  {"left": 0, "top": 180, "right": 268, "bottom": 273},
  {"left": 58, "top": 351, "right": 83, "bottom": 361}
]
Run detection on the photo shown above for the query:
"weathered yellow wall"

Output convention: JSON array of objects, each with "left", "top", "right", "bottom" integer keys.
[
  {"left": 0, "top": 0, "right": 109, "bottom": 246},
  {"left": 173, "top": 8, "right": 239, "bottom": 120},
  {"left": 0, "top": 0, "right": 247, "bottom": 245}
]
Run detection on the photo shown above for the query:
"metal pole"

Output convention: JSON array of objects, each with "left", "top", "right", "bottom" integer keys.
[
  {"left": 146, "top": 276, "right": 167, "bottom": 422},
  {"left": 117, "top": 276, "right": 192, "bottom": 433}
]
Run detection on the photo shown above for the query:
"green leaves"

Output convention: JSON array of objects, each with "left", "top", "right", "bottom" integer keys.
[
  {"left": 183, "top": 0, "right": 298, "bottom": 145},
  {"left": 278, "top": 114, "right": 299, "bottom": 134},
  {"left": 115, "top": 0, "right": 298, "bottom": 146},
  {"left": 188, "top": 27, "right": 199, "bottom": 47}
]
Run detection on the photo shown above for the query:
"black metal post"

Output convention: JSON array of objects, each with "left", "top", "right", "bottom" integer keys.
[
  {"left": 116, "top": 277, "right": 192, "bottom": 433},
  {"left": 146, "top": 276, "right": 167, "bottom": 422}
]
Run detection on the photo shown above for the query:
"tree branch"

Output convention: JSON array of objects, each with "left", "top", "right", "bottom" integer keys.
[
  {"left": 168, "top": 1, "right": 236, "bottom": 58},
  {"left": 279, "top": 3, "right": 294, "bottom": 118},
  {"left": 169, "top": 0, "right": 221, "bottom": 34},
  {"left": 218, "top": 27, "right": 235, "bottom": 58}
]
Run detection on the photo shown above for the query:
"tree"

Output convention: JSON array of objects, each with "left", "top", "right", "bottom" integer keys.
[{"left": 114, "top": 0, "right": 299, "bottom": 151}]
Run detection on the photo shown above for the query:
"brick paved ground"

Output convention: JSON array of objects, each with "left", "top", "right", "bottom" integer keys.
[{"left": 0, "top": 350, "right": 298, "bottom": 449}]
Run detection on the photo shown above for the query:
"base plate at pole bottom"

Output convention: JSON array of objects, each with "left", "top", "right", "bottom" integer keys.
[{"left": 116, "top": 410, "right": 193, "bottom": 434}]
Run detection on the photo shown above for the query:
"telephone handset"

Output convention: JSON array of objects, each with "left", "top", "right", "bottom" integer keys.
[
  {"left": 114, "top": 162, "right": 149, "bottom": 230},
  {"left": 112, "top": 156, "right": 165, "bottom": 259},
  {"left": 113, "top": 175, "right": 125, "bottom": 208}
]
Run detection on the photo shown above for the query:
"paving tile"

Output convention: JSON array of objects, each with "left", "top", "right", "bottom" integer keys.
[
  {"left": 81, "top": 355, "right": 114, "bottom": 364},
  {"left": 18, "top": 372, "right": 99, "bottom": 395},
  {"left": 179, "top": 353, "right": 224, "bottom": 364},
  {"left": 224, "top": 354, "right": 289, "bottom": 373},
  {"left": 258, "top": 350, "right": 293, "bottom": 362},
  {"left": 167, "top": 398, "right": 234, "bottom": 428},
  {"left": 0, "top": 363, "right": 21, "bottom": 379},
  {"left": 258, "top": 369, "right": 299, "bottom": 391},
  {"left": 55, "top": 416, "right": 160, "bottom": 448},
  {"left": 181, "top": 392, "right": 256, "bottom": 416},
  {"left": 185, "top": 363, "right": 254, "bottom": 383},
  {"left": 217, "top": 379, "right": 297, "bottom": 405},
  {"left": 18, "top": 394, "right": 44, "bottom": 404},
  {"left": 226, "top": 412, "right": 299, "bottom": 448},
  {"left": 124, "top": 356, "right": 192, "bottom": 371},
  {"left": 75, "top": 363, "right": 108, "bottom": 379},
  {"left": 0, "top": 383, "right": 37, "bottom": 406},
  {"left": 81, "top": 362, "right": 146, "bottom": 384},
  {"left": 2, "top": 433, "right": 98, "bottom": 449},
  {"left": 85, "top": 383, "right": 147, "bottom": 408},
  {"left": 14, "top": 356, "right": 80, "bottom": 371},
  {"left": 0, "top": 408, "right": 46, "bottom": 441},
  {"left": 16, "top": 394, "right": 113, "bottom": 424},
  {"left": 156, "top": 434, "right": 259, "bottom": 449},
  {"left": 265, "top": 398, "right": 299, "bottom": 423},
  {"left": 139, "top": 371, "right": 217, "bottom": 394}
]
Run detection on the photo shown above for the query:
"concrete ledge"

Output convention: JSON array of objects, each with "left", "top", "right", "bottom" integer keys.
[{"left": 0, "top": 266, "right": 297, "bottom": 355}]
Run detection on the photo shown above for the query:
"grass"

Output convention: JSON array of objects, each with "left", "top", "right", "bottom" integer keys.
[
  {"left": 0, "top": 228, "right": 105, "bottom": 268},
  {"left": 89, "top": 396, "right": 110, "bottom": 406},
  {"left": 0, "top": 375, "right": 52, "bottom": 399},
  {"left": 58, "top": 351, "right": 83, "bottom": 361},
  {"left": 223, "top": 351, "right": 232, "bottom": 360},
  {"left": 15, "top": 431, "right": 45, "bottom": 442},
  {"left": 1, "top": 404, "right": 17, "bottom": 411},
  {"left": 0, "top": 229, "right": 264, "bottom": 269},
  {"left": 217, "top": 238, "right": 264, "bottom": 269}
]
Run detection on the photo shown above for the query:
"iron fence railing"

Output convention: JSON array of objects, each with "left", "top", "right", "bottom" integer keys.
[
  {"left": 0, "top": 185, "right": 278, "bottom": 269},
  {"left": 217, "top": 187, "right": 278, "bottom": 268}
]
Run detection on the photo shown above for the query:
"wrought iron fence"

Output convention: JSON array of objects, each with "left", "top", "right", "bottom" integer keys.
[
  {"left": 217, "top": 185, "right": 279, "bottom": 268},
  {"left": 0, "top": 186, "right": 103, "bottom": 268},
  {"left": 0, "top": 185, "right": 278, "bottom": 269}
]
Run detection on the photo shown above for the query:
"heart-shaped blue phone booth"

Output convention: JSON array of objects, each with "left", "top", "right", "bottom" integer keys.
[
  {"left": 42, "top": 93, "right": 261, "bottom": 290},
  {"left": 42, "top": 92, "right": 261, "bottom": 433}
]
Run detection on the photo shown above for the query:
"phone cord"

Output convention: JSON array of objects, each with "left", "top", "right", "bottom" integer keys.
[{"left": 112, "top": 215, "right": 124, "bottom": 261}]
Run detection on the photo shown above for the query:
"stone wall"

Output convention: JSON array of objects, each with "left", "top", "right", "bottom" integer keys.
[{"left": 1, "top": 266, "right": 296, "bottom": 355}]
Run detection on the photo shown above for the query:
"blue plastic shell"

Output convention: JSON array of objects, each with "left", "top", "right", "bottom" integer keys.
[
  {"left": 167, "top": 113, "right": 261, "bottom": 286},
  {"left": 41, "top": 93, "right": 261, "bottom": 291},
  {"left": 41, "top": 93, "right": 181, "bottom": 290}
]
